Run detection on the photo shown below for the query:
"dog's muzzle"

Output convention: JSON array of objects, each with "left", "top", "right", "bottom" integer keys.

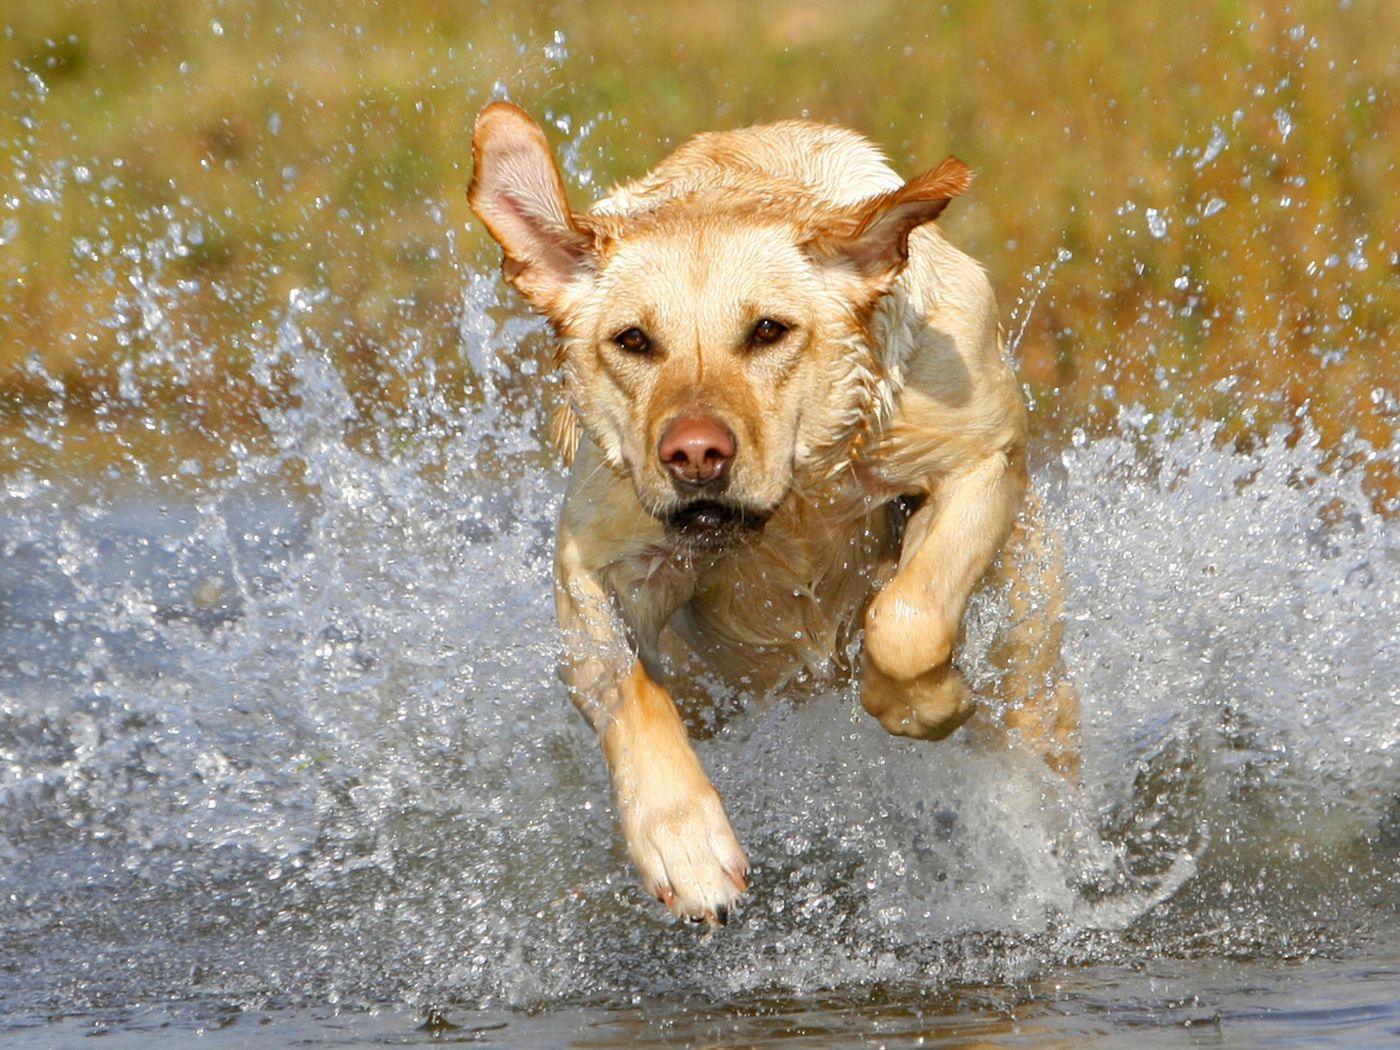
[{"left": 665, "top": 500, "right": 770, "bottom": 549}]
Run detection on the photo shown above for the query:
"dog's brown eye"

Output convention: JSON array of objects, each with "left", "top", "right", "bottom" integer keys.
[
  {"left": 613, "top": 327, "right": 651, "bottom": 354},
  {"left": 750, "top": 318, "right": 788, "bottom": 346}
]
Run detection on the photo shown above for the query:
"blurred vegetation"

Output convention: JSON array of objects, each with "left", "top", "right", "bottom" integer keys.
[{"left": 0, "top": 0, "right": 1396, "bottom": 504}]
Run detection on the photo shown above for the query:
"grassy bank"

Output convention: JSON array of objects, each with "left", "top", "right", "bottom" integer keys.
[{"left": 1, "top": 0, "right": 1395, "bottom": 502}]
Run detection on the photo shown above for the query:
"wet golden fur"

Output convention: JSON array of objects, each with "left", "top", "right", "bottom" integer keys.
[{"left": 469, "top": 103, "right": 1077, "bottom": 925}]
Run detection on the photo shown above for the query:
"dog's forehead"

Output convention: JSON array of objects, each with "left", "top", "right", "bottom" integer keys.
[{"left": 595, "top": 220, "right": 817, "bottom": 326}]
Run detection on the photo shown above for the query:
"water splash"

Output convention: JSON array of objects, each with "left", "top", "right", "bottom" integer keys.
[
  {"left": 2, "top": 266, "right": 1394, "bottom": 1020},
  {"left": 1008, "top": 247, "right": 1072, "bottom": 357}
]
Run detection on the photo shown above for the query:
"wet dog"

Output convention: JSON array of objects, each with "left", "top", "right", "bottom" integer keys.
[{"left": 469, "top": 104, "right": 1078, "bottom": 925}]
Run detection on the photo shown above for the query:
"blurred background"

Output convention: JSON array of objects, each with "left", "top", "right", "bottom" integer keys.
[{"left": 1, "top": 0, "right": 1395, "bottom": 504}]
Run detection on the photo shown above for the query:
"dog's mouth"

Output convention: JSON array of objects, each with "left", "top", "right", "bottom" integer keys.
[{"left": 664, "top": 500, "right": 770, "bottom": 549}]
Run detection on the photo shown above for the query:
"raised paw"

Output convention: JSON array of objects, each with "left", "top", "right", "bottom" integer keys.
[{"left": 860, "top": 654, "right": 976, "bottom": 740}]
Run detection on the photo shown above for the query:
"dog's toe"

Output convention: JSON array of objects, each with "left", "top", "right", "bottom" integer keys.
[
  {"left": 726, "top": 862, "right": 749, "bottom": 893},
  {"left": 657, "top": 842, "right": 747, "bottom": 925}
]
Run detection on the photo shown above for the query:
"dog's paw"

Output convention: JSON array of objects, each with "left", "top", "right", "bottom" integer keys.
[
  {"left": 620, "top": 780, "right": 749, "bottom": 926},
  {"left": 860, "top": 655, "right": 976, "bottom": 740}
]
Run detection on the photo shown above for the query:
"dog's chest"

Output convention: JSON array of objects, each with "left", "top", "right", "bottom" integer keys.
[{"left": 669, "top": 491, "right": 903, "bottom": 691}]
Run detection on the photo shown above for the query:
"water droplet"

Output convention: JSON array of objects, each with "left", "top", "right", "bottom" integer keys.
[
  {"left": 1195, "top": 125, "right": 1228, "bottom": 169},
  {"left": 1146, "top": 208, "right": 1167, "bottom": 239},
  {"left": 545, "top": 29, "right": 567, "bottom": 64}
]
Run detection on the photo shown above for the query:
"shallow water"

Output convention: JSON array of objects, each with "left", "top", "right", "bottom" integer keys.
[{"left": 4, "top": 951, "right": 1399, "bottom": 1047}]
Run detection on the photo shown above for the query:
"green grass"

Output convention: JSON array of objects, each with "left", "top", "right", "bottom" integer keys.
[{"left": 1, "top": 0, "right": 1395, "bottom": 503}]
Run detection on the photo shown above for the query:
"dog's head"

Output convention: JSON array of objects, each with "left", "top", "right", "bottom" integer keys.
[{"left": 469, "top": 103, "right": 969, "bottom": 549}]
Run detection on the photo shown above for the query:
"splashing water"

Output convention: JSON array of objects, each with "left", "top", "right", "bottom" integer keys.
[{"left": 3, "top": 266, "right": 1396, "bottom": 1034}]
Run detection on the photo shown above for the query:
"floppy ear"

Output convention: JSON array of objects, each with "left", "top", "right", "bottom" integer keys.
[
  {"left": 807, "top": 156, "right": 973, "bottom": 279},
  {"left": 468, "top": 102, "right": 595, "bottom": 310}
]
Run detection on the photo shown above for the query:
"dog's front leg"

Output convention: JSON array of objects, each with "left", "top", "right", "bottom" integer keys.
[
  {"left": 860, "top": 448, "right": 1026, "bottom": 739},
  {"left": 556, "top": 515, "right": 748, "bottom": 925},
  {"left": 599, "top": 661, "right": 749, "bottom": 923}
]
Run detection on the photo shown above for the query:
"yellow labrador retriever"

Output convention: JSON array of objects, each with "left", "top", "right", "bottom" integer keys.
[{"left": 469, "top": 103, "right": 1077, "bottom": 925}]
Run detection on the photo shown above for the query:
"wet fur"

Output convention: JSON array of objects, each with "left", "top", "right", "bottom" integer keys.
[{"left": 469, "top": 104, "right": 1078, "bottom": 925}]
